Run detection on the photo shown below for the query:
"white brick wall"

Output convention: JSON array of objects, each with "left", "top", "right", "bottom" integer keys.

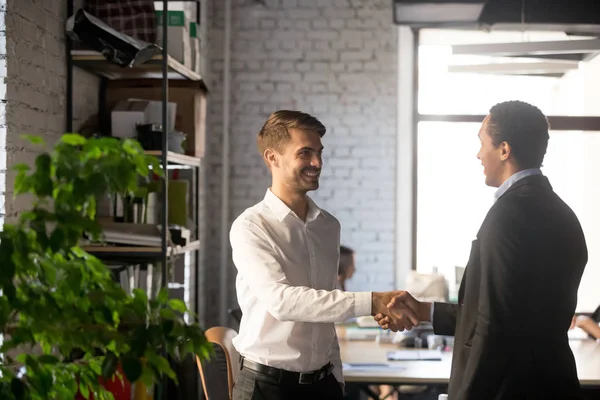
[
  {"left": 205, "top": 0, "right": 398, "bottom": 326},
  {"left": 3, "top": 0, "right": 99, "bottom": 221}
]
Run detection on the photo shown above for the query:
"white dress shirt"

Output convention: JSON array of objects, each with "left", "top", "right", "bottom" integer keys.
[{"left": 230, "top": 189, "right": 372, "bottom": 384}]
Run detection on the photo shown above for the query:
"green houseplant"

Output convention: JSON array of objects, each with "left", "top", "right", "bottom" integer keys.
[{"left": 0, "top": 134, "right": 211, "bottom": 399}]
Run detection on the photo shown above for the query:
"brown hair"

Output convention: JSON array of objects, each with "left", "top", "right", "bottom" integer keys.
[
  {"left": 338, "top": 245, "right": 355, "bottom": 291},
  {"left": 339, "top": 245, "right": 355, "bottom": 277},
  {"left": 257, "top": 110, "right": 326, "bottom": 156}
]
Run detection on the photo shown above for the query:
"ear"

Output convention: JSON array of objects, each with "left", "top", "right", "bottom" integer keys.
[
  {"left": 264, "top": 148, "right": 279, "bottom": 168},
  {"left": 499, "top": 141, "right": 511, "bottom": 161}
]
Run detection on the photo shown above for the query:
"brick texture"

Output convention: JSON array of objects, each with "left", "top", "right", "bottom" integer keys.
[
  {"left": 204, "top": 0, "right": 398, "bottom": 326},
  {"left": 3, "top": 0, "right": 99, "bottom": 221},
  {"left": 0, "top": 2, "right": 6, "bottom": 226}
]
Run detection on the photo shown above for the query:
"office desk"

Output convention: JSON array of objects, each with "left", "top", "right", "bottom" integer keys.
[{"left": 340, "top": 335, "right": 600, "bottom": 388}]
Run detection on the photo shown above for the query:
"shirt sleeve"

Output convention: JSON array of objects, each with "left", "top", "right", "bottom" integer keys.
[{"left": 230, "top": 219, "right": 372, "bottom": 322}]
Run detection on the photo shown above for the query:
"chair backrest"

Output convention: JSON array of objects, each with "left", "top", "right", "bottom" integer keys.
[
  {"left": 197, "top": 327, "right": 239, "bottom": 400},
  {"left": 228, "top": 307, "right": 243, "bottom": 324}
]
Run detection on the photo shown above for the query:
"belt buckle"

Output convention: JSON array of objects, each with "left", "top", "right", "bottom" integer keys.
[{"left": 298, "top": 372, "right": 314, "bottom": 385}]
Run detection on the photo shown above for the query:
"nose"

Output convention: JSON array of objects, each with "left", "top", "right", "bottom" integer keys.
[{"left": 311, "top": 153, "right": 322, "bottom": 168}]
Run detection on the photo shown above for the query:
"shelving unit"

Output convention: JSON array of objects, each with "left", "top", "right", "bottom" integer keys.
[
  {"left": 83, "top": 239, "right": 201, "bottom": 260},
  {"left": 71, "top": 50, "right": 206, "bottom": 84},
  {"left": 145, "top": 150, "right": 202, "bottom": 167},
  {"left": 66, "top": 1, "right": 206, "bottom": 398}
]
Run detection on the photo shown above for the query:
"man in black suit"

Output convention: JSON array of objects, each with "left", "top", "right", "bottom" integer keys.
[{"left": 376, "top": 101, "right": 588, "bottom": 399}]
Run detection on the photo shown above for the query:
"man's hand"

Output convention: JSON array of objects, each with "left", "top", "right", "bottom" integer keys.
[
  {"left": 371, "top": 291, "right": 420, "bottom": 331},
  {"left": 373, "top": 291, "right": 431, "bottom": 332}
]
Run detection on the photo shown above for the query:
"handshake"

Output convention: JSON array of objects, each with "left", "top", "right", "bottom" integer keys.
[{"left": 371, "top": 291, "right": 431, "bottom": 331}]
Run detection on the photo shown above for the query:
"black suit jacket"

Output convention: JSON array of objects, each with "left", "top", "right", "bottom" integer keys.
[{"left": 433, "top": 175, "right": 588, "bottom": 400}]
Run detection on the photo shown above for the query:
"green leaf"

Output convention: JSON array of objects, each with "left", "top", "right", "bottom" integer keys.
[
  {"left": 168, "top": 299, "right": 187, "bottom": 313},
  {"left": 159, "top": 308, "right": 176, "bottom": 320},
  {"left": 157, "top": 288, "right": 169, "bottom": 304},
  {"left": 101, "top": 352, "right": 119, "bottom": 379},
  {"left": 106, "top": 340, "right": 117, "bottom": 353},
  {"left": 49, "top": 228, "right": 66, "bottom": 252},
  {"left": 67, "top": 267, "right": 83, "bottom": 291},
  {"left": 38, "top": 354, "right": 59, "bottom": 364},
  {"left": 198, "top": 342, "right": 212, "bottom": 361},
  {"left": 140, "top": 366, "right": 155, "bottom": 387},
  {"left": 132, "top": 289, "right": 148, "bottom": 313},
  {"left": 161, "top": 320, "right": 175, "bottom": 336},
  {"left": 33, "top": 154, "right": 53, "bottom": 197},
  {"left": 0, "top": 241, "right": 16, "bottom": 285},
  {"left": 61, "top": 133, "right": 87, "bottom": 146},
  {"left": 79, "top": 382, "right": 90, "bottom": 399},
  {"left": 24, "top": 355, "right": 40, "bottom": 372},
  {"left": 21, "top": 134, "right": 45, "bottom": 146},
  {"left": 146, "top": 352, "right": 177, "bottom": 381},
  {"left": 10, "top": 377, "right": 27, "bottom": 400},
  {"left": 89, "top": 359, "right": 102, "bottom": 376},
  {"left": 12, "top": 163, "right": 30, "bottom": 172},
  {"left": 121, "top": 355, "right": 142, "bottom": 383}
]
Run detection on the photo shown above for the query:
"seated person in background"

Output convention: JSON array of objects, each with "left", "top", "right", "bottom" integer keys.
[
  {"left": 336, "top": 245, "right": 356, "bottom": 291},
  {"left": 571, "top": 304, "right": 600, "bottom": 339}
]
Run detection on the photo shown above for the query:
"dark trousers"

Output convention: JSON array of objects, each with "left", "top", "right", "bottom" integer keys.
[{"left": 232, "top": 366, "right": 344, "bottom": 400}]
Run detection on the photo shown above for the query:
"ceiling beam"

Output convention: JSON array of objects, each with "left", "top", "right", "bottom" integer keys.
[
  {"left": 448, "top": 61, "right": 579, "bottom": 75},
  {"left": 452, "top": 39, "right": 600, "bottom": 56}
]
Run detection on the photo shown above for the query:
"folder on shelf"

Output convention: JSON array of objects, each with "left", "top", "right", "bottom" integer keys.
[{"left": 98, "top": 222, "right": 162, "bottom": 247}]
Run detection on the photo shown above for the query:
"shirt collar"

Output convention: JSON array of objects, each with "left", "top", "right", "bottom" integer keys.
[
  {"left": 494, "top": 168, "right": 543, "bottom": 201},
  {"left": 264, "top": 189, "right": 324, "bottom": 223}
]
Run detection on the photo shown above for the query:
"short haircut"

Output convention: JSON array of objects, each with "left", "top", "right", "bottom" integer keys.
[
  {"left": 257, "top": 110, "right": 326, "bottom": 156},
  {"left": 339, "top": 245, "right": 355, "bottom": 277},
  {"left": 488, "top": 100, "right": 550, "bottom": 169}
]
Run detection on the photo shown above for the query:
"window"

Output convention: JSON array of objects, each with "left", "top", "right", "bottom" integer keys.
[
  {"left": 418, "top": 45, "right": 558, "bottom": 116},
  {"left": 416, "top": 29, "right": 600, "bottom": 311},
  {"left": 417, "top": 125, "right": 600, "bottom": 311},
  {"left": 418, "top": 29, "right": 600, "bottom": 117}
]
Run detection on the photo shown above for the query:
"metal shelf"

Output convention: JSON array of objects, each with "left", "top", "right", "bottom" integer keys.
[
  {"left": 145, "top": 151, "right": 202, "bottom": 167},
  {"left": 71, "top": 50, "right": 206, "bottom": 88},
  {"left": 83, "top": 240, "right": 201, "bottom": 262}
]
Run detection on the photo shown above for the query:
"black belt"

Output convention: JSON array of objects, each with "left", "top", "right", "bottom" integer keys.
[{"left": 240, "top": 356, "right": 333, "bottom": 385}]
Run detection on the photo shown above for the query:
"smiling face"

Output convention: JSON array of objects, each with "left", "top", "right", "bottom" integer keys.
[{"left": 265, "top": 128, "right": 323, "bottom": 194}]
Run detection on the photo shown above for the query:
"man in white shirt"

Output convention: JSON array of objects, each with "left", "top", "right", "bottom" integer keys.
[{"left": 230, "top": 110, "right": 416, "bottom": 400}]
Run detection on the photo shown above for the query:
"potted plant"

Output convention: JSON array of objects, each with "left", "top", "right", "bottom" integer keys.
[{"left": 0, "top": 134, "right": 211, "bottom": 399}]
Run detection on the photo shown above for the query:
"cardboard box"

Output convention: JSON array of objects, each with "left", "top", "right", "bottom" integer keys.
[
  {"left": 111, "top": 100, "right": 151, "bottom": 139},
  {"left": 140, "top": 100, "right": 177, "bottom": 132},
  {"left": 105, "top": 80, "right": 207, "bottom": 158},
  {"left": 156, "top": 11, "right": 192, "bottom": 69}
]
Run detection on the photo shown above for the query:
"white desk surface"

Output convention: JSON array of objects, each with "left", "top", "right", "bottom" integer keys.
[{"left": 340, "top": 331, "right": 600, "bottom": 386}]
